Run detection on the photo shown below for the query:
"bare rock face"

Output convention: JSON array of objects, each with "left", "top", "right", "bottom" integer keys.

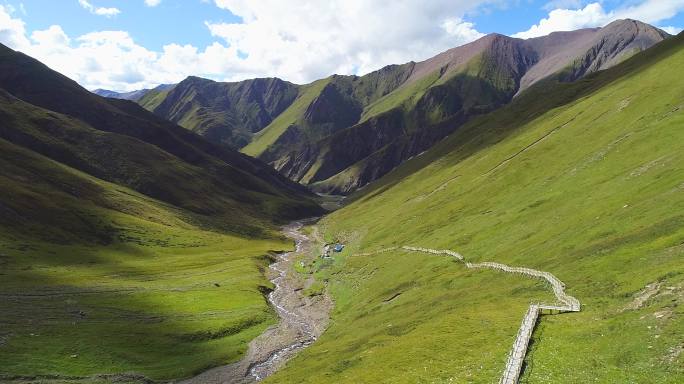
[
  {"left": 519, "top": 19, "right": 668, "bottom": 93},
  {"left": 560, "top": 19, "right": 670, "bottom": 81}
]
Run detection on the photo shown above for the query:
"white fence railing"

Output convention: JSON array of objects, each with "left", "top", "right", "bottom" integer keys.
[{"left": 351, "top": 245, "right": 581, "bottom": 384}]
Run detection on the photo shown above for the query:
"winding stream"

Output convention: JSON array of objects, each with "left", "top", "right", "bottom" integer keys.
[
  {"left": 179, "top": 221, "right": 330, "bottom": 384},
  {"left": 248, "top": 221, "right": 321, "bottom": 381}
]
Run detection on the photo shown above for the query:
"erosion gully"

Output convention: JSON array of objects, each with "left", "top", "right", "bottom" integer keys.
[{"left": 179, "top": 220, "right": 331, "bottom": 384}]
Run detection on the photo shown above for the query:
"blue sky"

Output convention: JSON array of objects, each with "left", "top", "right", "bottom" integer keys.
[
  {"left": 1, "top": 1, "right": 682, "bottom": 91},
  {"left": 10, "top": 0, "right": 241, "bottom": 50}
]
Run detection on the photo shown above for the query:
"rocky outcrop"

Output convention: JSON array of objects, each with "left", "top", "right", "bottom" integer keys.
[
  {"left": 560, "top": 19, "right": 670, "bottom": 81},
  {"left": 519, "top": 19, "right": 669, "bottom": 91}
]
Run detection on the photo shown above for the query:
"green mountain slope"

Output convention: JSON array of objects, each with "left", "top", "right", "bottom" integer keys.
[
  {"left": 244, "top": 34, "right": 535, "bottom": 189},
  {"left": 0, "top": 135, "right": 290, "bottom": 380},
  {"left": 145, "top": 76, "right": 299, "bottom": 149},
  {"left": 147, "top": 20, "right": 666, "bottom": 195},
  {"left": 0, "top": 43, "right": 321, "bottom": 221},
  {"left": 0, "top": 43, "right": 322, "bottom": 380},
  {"left": 137, "top": 83, "right": 175, "bottom": 111},
  {"left": 269, "top": 20, "right": 668, "bottom": 194},
  {"left": 242, "top": 77, "right": 332, "bottom": 156},
  {"left": 265, "top": 33, "right": 684, "bottom": 383}
]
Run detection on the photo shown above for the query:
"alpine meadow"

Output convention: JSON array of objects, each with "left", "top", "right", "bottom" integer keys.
[{"left": 0, "top": 1, "right": 682, "bottom": 384}]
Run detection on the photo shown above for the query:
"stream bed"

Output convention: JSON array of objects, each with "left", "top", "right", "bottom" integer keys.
[{"left": 179, "top": 221, "right": 331, "bottom": 384}]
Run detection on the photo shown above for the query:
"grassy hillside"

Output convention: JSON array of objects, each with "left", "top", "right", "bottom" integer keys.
[
  {"left": 265, "top": 34, "right": 684, "bottom": 383},
  {"left": 0, "top": 137, "right": 291, "bottom": 381},
  {"left": 242, "top": 78, "right": 331, "bottom": 157},
  {"left": 247, "top": 23, "right": 667, "bottom": 195},
  {"left": 0, "top": 43, "right": 321, "bottom": 222},
  {"left": 146, "top": 77, "right": 299, "bottom": 149},
  {"left": 0, "top": 43, "right": 322, "bottom": 381},
  {"left": 138, "top": 84, "right": 174, "bottom": 111}
]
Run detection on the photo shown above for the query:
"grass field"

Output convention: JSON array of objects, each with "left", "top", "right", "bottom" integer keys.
[
  {"left": 0, "top": 139, "right": 294, "bottom": 381},
  {"left": 264, "top": 34, "right": 684, "bottom": 383}
]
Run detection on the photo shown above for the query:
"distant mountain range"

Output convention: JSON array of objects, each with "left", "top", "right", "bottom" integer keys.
[
  {"left": 123, "top": 19, "right": 668, "bottom": 194},
  {"left": 93, "top": 84, "right": 175, "bottom": 102}
]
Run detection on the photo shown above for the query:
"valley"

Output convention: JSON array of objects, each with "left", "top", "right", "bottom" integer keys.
[
  {"left": 0, "top": 8, "right": 682, "bottom": 384},
  {"left": 179, "top": 221, "right": 332, "bottom": 384},
  {"left": 0, "top": 39, "right": 322, "bottom": 382}
]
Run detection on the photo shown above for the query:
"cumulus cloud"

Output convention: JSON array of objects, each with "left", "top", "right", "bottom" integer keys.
[
  {"left": 0, "top": 4, "right": 264, "bottom": 91},
  {"left": 78, "top": 0, "right": 120, "bottom": 17},
  {"left": 207, "top": 0, "right": 490, "bottom": 82},
  {"left": 1, "top": 0, "right": 682, "bottom": 92},
  {"left": 0, "top": 1, "right": 495, "bottom": 91},
  {"left": 515, "top": 0, "right": 684, "bottom": 38},
  {"left": 144, "top": 0, "right": 162, "bottom": 7},
  {"left": 0, "top": 4, "right": 30, "bottom": 49},
  {"left": 661, "top": 25, "right": 683, "bottom": 34}
]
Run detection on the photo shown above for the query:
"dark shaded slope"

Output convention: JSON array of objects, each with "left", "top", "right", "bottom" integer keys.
[
  {"left": 0, "top": 45, "right": 322, "bottom": 384},
  {"left": 148, "top": 76, "right": 298, "bottom": 148},
  {"left": 270, "top": 34, "right": 540, "bottom": 191},
  {"left": 0, "top": 43, "right": 322, "bottom": 223}
]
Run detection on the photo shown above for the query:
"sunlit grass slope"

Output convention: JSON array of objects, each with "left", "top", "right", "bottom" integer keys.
[
  {"left": 242, "top": 78, "right": 331, "bottom": 157},
  {"left": 266, "top": 34, "right": 684, "bottom": 383},
  {"left": 137, "top": 85, "right": 173, "bottom": 112},
  {"left": 0, "top": 137, "right": 290, "bottom": 381}
]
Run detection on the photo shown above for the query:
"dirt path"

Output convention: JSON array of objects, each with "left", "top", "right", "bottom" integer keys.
[{"left": 178, "top": 221, "right": 332, "bottom": 384}]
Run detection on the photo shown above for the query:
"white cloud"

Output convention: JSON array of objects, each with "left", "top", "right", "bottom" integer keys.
[
  {"left": 660, "top": 25, "right": 682, "bottom": 34},
  {"left": 207, "top": 0, "right": 490, "bottom": 83},
  {"left": 514, "top": 3, "right": 606, "bottom": 38},
  {"left": 144, "top": 0, "right": 162, "bottom": 7},
  {"left": 0, "top": 4, "right": 30, "bottom": 50},
  {"left": 1, "top": 0, "right": 682, "bottom": 93},
  {"left": 516, "top": 1, "right": 684, "bottom": 38},
  {"left": 31, "top": 25, "right": 71, "bottom": 46},
  {"left": 0, "top": 4, "right": 265, "bottom": 91},
  {"left": 0, "top": 1, "right": 495, "bottom": 91},
  {"left": 78, "top": 0, "right": 121, "bottom": 17}
]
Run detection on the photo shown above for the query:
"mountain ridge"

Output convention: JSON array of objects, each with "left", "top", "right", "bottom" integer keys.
[
  {"left": 263, "top": 30, "right": 684, "bottom": 384},
  {"left": 138, "top": 19, "right": 668, "bottom": 194},
  {"left": 0, "top": 42, "right": 322, "bottom": 225}
]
